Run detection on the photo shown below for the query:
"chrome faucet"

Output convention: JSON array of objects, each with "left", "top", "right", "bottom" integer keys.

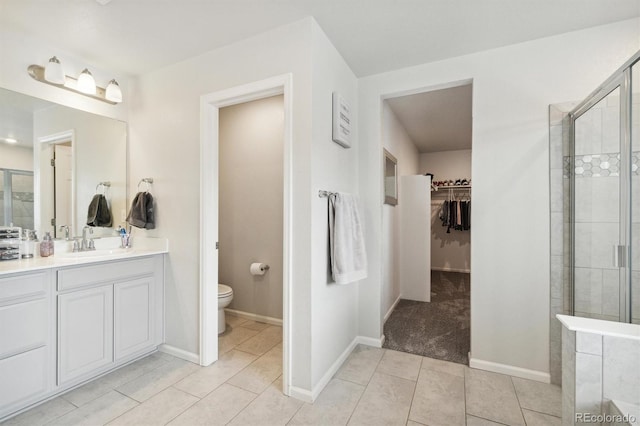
[
  {"left": 82, "top": 226, "right": 94, "bottom": 251},
  {"left": 59, "top": 225, "right": 70, "bottom": 240}
]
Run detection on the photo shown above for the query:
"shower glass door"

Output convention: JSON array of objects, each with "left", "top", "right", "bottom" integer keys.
[
  {"left": 572, "top": 84, "right": 626, "bottom": 322},
  {"left": 632, "top": 61, "right": 639, "bottom": 324}
]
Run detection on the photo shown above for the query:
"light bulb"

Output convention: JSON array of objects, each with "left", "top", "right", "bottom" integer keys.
[
  {"left": 44, "top": 56, "right": 65, "bottom": 84},
  {"left": 77, "top": 68, "right": 96, "bottom": 94},
  {"left": 105, "top": 79, "right": 123, "bottom": 103}
]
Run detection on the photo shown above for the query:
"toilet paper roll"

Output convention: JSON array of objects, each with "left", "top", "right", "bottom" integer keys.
[{"left": 250, "top": 263, "right": 269, "bottom": 276}]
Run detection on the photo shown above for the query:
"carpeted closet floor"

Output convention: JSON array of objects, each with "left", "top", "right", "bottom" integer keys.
[{"left": 383, "top": 270, "right": 470, "bottom": 364}]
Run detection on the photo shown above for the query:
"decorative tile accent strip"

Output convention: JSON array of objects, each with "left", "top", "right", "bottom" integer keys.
[{"left": 564, "top": 152, "right": 640, "bottom": 178}]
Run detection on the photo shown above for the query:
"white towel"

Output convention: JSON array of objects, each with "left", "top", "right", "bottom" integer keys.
[{"left": 329, "top": 192, "right": 368, "bottom": 284}]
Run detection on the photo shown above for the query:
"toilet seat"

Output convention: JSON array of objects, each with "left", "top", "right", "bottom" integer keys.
[{"left": 218, "top": 284, "right": 233, "bottom": 298}]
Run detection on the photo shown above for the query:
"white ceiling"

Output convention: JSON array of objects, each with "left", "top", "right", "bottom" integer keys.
[
  {"left": 387, "top": 84, "right": 473, "bottom": 153},
  {"left": 1, "top": 0, "right": 639, "bottom": 77}
]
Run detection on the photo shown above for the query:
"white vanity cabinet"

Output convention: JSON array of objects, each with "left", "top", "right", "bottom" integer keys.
[
  {"left": 0, "top": 272, "right": 54, "bottom": 419},
  {"left": 0, "top": 253, "right": 165, "bottom": 421},
  {"left": 56, "top": 256, "right": 163, "bottom": 387}
]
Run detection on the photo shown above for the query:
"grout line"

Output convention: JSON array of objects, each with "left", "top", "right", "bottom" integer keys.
[
  {"left": 286, "top": 399, "right": 307, "bottom": 425},
  {"left": 465, "top": 413, "right": 511, "bottom": 425},
  {"left": 509, "top": 376, "right": 527, "bottom": 424},
  {"left": 406, "top": 357, "right": 423, "bottom": 424},
  {"left": 463, "top": 365, "right": 468, "bottom": 426}
]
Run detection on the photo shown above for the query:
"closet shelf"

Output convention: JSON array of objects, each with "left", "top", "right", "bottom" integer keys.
[{"left": 432, "top": 185, "right": 471, "bottom": 191}]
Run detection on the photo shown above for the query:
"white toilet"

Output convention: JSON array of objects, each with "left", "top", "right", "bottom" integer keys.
[{"left": 218, "top": 284, "right": 234, "bottom": 334}]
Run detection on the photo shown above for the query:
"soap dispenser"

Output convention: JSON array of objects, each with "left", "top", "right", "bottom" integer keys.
[{"left": 40, "top": 232, "right": 54, "bottom": 257}]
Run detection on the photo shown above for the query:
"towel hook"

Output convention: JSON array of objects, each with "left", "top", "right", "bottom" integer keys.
[{"left": 138, "top": 178, "right": 154, "bottom": 192}]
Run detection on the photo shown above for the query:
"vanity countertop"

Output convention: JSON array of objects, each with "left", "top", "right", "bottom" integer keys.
[{"left": 0, "top": 237, "right": 168, "bottom": 276}]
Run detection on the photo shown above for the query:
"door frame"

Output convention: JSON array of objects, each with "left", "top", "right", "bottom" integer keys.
[
  {"left": 199, "top": 74, "right": 293, "bottom": 395},
  {"left": 34, "top": 129, "right": 76, "bottom": 236},
  {"left": 379, "top": 78, "right": 473, "bottom": 333}
]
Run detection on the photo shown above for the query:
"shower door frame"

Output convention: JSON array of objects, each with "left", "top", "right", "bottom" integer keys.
[{"left": 568, "top": 53, "right": 638, "bottom": 323}]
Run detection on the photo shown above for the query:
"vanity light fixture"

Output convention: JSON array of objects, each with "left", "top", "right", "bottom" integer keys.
[
  {"left": 76, "top": 69, "right": 96, "bottom": 95},
  {"left": 105, "top": 79, "right": 123, "bottom": 103},
  {"left": 27, "top": 57, "right": 123, "bottom": 105},
  {"left": 2, "top": 137, "right": 18, "bottom": 144},
  {"left": 44, "top": 56, "right": 65, "bottom": 84}
]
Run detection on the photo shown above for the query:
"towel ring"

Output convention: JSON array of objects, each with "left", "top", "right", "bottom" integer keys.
[
  {"left": 138, "top": 178, "right": 154, "bottom": 192},
  {"left": 96, "top": 181, "right": 111, "bottom": 195}
]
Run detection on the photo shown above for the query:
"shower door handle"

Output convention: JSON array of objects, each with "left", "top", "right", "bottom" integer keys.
[{"left": 613, "top": 245, "right": 627, "bottom": 268}]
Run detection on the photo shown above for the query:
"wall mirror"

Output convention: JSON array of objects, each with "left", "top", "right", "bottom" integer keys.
[
  {"left": 0, "top": 87, "right": 127, "bottom": 238},
  {"left": 383, "top": 148, "right": 398, "bottom": 205}
]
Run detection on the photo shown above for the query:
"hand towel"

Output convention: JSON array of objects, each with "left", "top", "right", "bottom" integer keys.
[
  {"left": 87, "top": 194, "right": 112, "bottom": 227},
  {"left": 126, "top": 192, "right": 147, "bottom": 228},
  {"left": 126, "top": 191, "right": 156, "bottom": 229},
  {"left": 143, "top": 192, "right": 155, "bottom": 229},
  {"left": 328, "top": 192, "right": 367, "bottom": 284}
]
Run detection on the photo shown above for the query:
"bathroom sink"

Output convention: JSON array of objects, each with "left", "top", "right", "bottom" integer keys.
[{"left": 56, "top": 248, "right": 135, "bottom": 260}]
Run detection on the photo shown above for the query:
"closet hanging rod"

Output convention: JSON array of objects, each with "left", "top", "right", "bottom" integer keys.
[{"left": 432, "top": 185, "right": 471, "bottom": 190}]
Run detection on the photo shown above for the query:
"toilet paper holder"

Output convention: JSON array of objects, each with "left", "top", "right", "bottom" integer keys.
[{"left": 250, "top": 263, "right": 270, "bottom": 276}]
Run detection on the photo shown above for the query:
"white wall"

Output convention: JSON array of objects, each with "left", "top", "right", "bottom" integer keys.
[
  {"left": 0, "top": 144, "right": 33, "bottom": 171},
  {"left": 420, "top": 149, "right": 471, "bottom": 182},
  {"left": 309, "top": 21, "right": 360, "bottom": 391},
  {"left": 422, "top": 149, "right": 471, "bottom": 272},
  {"left": 358, "top": 18, "right": 640, "bottom": 378},
  {"left": 131, "top": 17, "right": 362, "bottom": 397},
  {"left": 219, "top": 95, "right": 284, "bottom": 320},
  {"left": 381, "top": 102, "right": 419, "bottom": 319}
]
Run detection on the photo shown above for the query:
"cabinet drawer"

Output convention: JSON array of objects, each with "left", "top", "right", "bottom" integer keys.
[
  {"left": 0, "top": 273, "right": 47, "bottom": 303},
  {"left": 0, "top": 298, "right": 48, "bottom": 359},
  {"left": 57, "top": 257, "right": 156, "bottom": 291},
  {"left": 0, "top": 346, "right": 48, "bottom": 411}
]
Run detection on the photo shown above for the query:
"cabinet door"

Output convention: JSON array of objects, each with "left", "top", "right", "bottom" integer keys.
[
  {"left": 58, "top": 285, "right": 113, "bottom": 385},
  {"left": 114, "top": 276, "right": 154, "bottom": 360}
]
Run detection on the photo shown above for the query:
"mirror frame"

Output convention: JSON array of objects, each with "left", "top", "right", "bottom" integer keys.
[{"left": 383, "top": 148, "right": 398, "bottom": 206}]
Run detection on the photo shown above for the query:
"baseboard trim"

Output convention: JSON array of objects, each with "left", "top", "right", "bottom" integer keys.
[
  {"left": 225, "top": 308, "right": 283, "bottom": 326},
  {"left": 356, "top": 335, "right": 384, "bottom": 348},
  {"left": 384, "top": 294, "right": 402, "bottom": 323},
  {"left": 289, "top": 386, "right": 314, "bottom": 403},
  {"left": 159, "top": 344, "right": 200, "bottom": 364},
  {"left": 307, "top": 336, "right": 361, "bottom": 402},
  {"left": 469, "top": 357, "right": 551, "bottom": 383},
  {"left": 432, "top": 266, "right": 471, "bottom": 274}
]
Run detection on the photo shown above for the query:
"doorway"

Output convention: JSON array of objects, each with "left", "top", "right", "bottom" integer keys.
[
  {"left": 34, "top": 129, "right": 75, "bottom": 238},
  {"left": 381, "top": 80, "right": 473, "bottom": 365},
  {"left": 199, "top": 74, "right": 292, "bottom": 396}
]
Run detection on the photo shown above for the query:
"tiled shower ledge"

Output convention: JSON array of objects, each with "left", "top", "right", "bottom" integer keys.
[{"left": 557, "top": 314, "right": 640, "bottom": 340}]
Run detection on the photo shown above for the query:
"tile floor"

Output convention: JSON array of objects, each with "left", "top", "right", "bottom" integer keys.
[{"left": 3, "top": 314, "right": 562, "bottom": 426}]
